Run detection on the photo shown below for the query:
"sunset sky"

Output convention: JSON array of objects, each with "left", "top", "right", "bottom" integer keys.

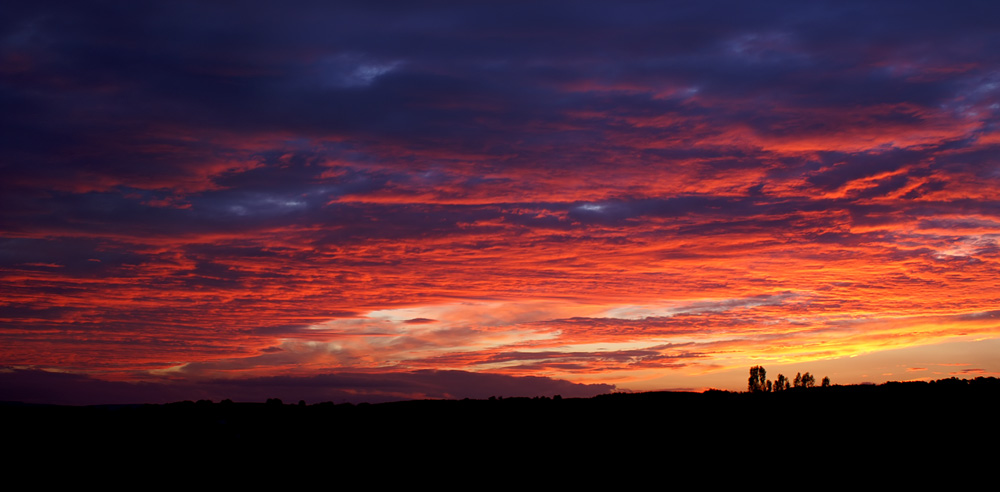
[{"left": 3, "top": 1, "right": 1000, "bottom": 404}]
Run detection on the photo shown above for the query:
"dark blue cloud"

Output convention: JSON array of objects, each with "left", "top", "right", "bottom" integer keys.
[{"left": 0, "top": 367, "right": 614, "bottom": 405}]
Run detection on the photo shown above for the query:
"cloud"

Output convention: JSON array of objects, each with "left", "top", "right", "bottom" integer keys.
[
  {"left": 950, "top": 368, "right": 1000, "bottom": 376},
  {"left": 0, "top": 367, "right": 613, "bottom": 405},
  {"left": 3, "top": 0, "right": 1000, "bottom": 396}
]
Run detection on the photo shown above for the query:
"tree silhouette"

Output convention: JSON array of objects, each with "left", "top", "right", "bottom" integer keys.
[
  {"left": 748, "top": 366, "right": 769, "bottom": 393},
  {"left": 801, "top": 372, "right": 816, "bottom": 388},
  {"left": 821, "top": 376, "right": 830, "bottom": 387},
  {"left": 774, "top": 374, "right": 790, "bottom": 392}
]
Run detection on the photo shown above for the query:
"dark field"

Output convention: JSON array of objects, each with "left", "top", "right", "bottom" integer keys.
[{"left": 6, "top": 378, "right": 997, "bottom": 465}]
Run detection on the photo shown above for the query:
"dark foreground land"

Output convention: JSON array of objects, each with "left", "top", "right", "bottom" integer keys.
[{"left": 5, "top": 377, "right": 999, "bottom": 472}]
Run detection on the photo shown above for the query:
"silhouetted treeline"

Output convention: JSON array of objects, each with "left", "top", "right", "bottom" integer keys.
[
  {"left": 4, "top": 376, "right": 999, "bottom": 470},
  {"left": 748, "top": 365, "right": 829, "bottom": 392}
]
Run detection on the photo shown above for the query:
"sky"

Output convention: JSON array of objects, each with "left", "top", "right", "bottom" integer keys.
[{"left": 2, "top": 0, "right": 1000, "bottom": 404}]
